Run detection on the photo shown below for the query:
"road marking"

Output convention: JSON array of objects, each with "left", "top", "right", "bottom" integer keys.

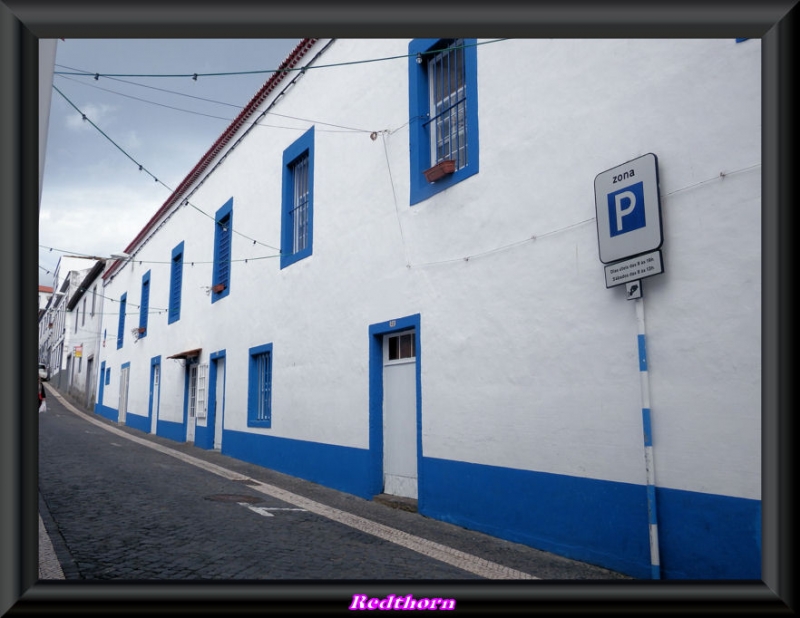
[
  {"left": 47, "top": 386, "right": 538, "bottom": 580},
  {"left": 239, "top": 504, "right": 307, "bottom": 517}
]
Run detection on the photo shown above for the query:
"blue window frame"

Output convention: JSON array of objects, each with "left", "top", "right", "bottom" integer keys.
[
  {"left": 408, "top": 38, "right": 479, "bottom": 205},
  {"left": 116, "top": 292, "right": 127, "bottom": 349},
  {"left": 168, "top": 242, "right": 184, "bottom": 324},
  {"left": 138, "top": 270, "right": 150, "bottom": 338},
  {"left": 212, "top": 199, "right": 233, "bottom": 302},
  {"left": 247, "top": 343, "right": 273, "bottom": 427},
  {"left": 280, "top": 127, "right": 314, "bottom": 269}
]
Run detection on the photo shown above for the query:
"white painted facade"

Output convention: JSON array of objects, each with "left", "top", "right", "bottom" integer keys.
[
  {"left": 94, "top": 38, "right": 761, "bottom": 579},
  {"left": 41, "top": 256, "right": 105, "bottom": 402},
  {"left": 38, "top": 286, "right": 53, "bottom": 313}
]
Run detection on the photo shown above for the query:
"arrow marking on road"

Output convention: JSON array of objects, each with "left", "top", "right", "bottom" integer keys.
[{"left": 238, "top": 503, "right": 307, "bottom": 518}]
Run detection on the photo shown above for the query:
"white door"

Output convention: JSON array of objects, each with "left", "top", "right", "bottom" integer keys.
[
  {"left": 119, "top": 365, "right": 130, "bottom": 424},
  {"left": 186, "top": 364, "right": 197, "bottom": 442},
  {"left": 382, "top": 330, "right": 418, "bottom": 499},
  {"left": 150, "top": 363, "right": 160, "bottom": 434},
  {"left": 213, "top": 358, "right": 225, "bottom": 450},
  {"left": 85, "top": 357, "right": 94, "bottom": 409}
]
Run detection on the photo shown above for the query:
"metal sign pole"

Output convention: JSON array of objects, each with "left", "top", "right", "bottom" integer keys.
[{"left": 636, "top": 295, "right": 661, "bottom": 579}]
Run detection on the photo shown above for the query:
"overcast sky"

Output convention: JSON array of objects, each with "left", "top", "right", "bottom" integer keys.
[{"left": 38, "top": 38, "right": 302, "bottom": 287}]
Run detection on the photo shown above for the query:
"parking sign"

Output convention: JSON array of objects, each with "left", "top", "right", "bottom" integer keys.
[{"left": 595, "top": 153, "right": 663, "bottom": 264}]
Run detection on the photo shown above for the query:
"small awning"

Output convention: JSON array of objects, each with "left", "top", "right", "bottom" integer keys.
[{"left": 167, "top": 348, "right": 202, "bottom": 360}]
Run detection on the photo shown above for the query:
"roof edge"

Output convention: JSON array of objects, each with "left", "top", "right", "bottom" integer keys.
[{"left": 103, "top": 38, "right": 319, "bottom": 281}]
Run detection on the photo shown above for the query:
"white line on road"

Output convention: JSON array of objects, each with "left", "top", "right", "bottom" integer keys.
[
  {"left": 47, "top": 386, "right": 537, "bottom": 580},
  {"left": 239, "top": 504, "right": 308, "bottom": 517}
]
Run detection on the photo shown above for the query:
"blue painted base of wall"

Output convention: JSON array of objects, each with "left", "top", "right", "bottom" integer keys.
[
  {"left": 223, "top": 429, "right": 375, "bottom": 499},
  {"left": 89, "top": 409, "right": 760, "bottom": 580},
  {"left": 159, "top": 419, "right": 185, "bottom": 443},
  {"left": 125, "top": 412, "right": 150, "bottom": 433},
  {"left": 656, "top": 486, "right": 761, "bottom": 579},
  {"left": 194, "top": 423, "right": 214, "bottom": 450},
  {"left": 94, "top": 403, "right": 117, "bottom": 422},
  {"left": 420, "top": 457, "right": 652, "bottom": 578},
  {"left": 419, "top": 457, "right": 761, "bottom": 580}
]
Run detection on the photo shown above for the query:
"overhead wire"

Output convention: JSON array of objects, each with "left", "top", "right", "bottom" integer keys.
[
  {"left": 39, "top": 244, "right": 281, "bottom": 267},
  {"left": 52, "top": 39, "right": 508, "bottom": 80},
  {"left": 50, "top": 85, "right": 283, "bottom": 255},
  {"left": 55, "top": 73, "right": 371, "bottom": 133},
  {"left": 42, "top": 39, "right": 510, "bottom": 277}
]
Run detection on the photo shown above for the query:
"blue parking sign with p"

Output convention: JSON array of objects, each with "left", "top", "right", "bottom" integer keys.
[
  {"left": 608, "top": 181, "right": 646, "bottom": 236},
  {"left": 594, "top": 153, "right": 663, "bottom": 264}
]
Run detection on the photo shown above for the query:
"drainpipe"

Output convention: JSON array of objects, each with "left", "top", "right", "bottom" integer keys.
[{"left": 636, "top": 296, "right": 661, "bottom": 579}]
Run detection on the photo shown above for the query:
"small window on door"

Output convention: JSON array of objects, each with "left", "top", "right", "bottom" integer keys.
[{"left": 388, "top": 332, "right": 416, "bottom": 361}]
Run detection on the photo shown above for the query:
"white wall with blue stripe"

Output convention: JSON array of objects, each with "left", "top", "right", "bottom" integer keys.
[{"left": 95, "top": 38, "right": 761, "bottom": 579}]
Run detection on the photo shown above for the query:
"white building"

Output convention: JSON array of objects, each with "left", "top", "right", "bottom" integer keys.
[
  {"left": 42, "top": 256, "right": 105, "bottom": 398},
  {"left": 94, "top": 38, "right": 761, "bottom": 580},
  {"left": 38, "top": 285, "right": 53, "bottom": 315}
]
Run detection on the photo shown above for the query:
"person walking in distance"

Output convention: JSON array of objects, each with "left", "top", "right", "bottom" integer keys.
[{"left": 39, "top": 377, "right": 47, "bottom": 413}]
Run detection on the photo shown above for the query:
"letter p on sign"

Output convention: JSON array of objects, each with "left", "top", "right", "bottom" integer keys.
[{"left": 608, "top": 181, "right": 646, "bottom": 237}]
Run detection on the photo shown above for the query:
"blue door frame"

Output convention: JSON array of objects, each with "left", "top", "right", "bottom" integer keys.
[{"left": 367, "top": 313, "right": 422, "bottom": 500}]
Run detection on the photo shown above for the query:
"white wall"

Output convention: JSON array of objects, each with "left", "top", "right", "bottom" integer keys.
[{"left": 98, "top": 38, "right": 760, "bottom": 502}]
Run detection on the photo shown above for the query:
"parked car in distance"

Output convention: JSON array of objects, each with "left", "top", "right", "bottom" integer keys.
[{"left": 39, "top": 363, "right": 49, "bottom": 381}]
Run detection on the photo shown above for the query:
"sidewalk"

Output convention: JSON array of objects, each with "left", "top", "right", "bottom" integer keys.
[{"left": 38, "top": 513, "right": 64, "bottom": 580}]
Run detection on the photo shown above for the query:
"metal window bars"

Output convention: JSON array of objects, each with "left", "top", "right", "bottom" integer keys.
[
  {"left": 423, "top": 39, "right": 467, "bottom": 169},
  {"left": 256, "top": 351, "right": 272, "bottom": 422},
  {"left": 291, "top": 154, "right": 310, "bottom": 254}
]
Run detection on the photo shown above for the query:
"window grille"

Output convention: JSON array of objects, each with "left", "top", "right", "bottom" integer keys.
[
  {"left": 427, "top": 39, "right": 467, "bottom": 169},
  {"left": 280, "top": 127, "right": 314, "bottom": 269},
  {"left": 291, "top": 154, "right": 310, "bottom": 254},
  {"left": 254, "top": 351, "right": 272, "bottom": 423},
  {"left": 248, "top": 345, "right": 273, "bottom": 427}
]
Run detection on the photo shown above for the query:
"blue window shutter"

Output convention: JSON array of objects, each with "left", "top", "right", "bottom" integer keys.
[
  {"left": 139, "top": 270, "right": 150, "bottom": 337},
  {"left": 116, "top": 293, "right": 127, "bottom": 349},
  {"left": 218, "top": 215, "right": 231, "bottom": 284},
  {"left": 212, "top": 199, "right": 233, "bottom": 302},
  {"left": 169, "top": 242, "right": 184, "bottom": 324}
]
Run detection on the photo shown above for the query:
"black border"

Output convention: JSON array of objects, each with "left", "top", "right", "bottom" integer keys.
[{"left": 3, "top": 1, "right": 795, "bottom": 614}]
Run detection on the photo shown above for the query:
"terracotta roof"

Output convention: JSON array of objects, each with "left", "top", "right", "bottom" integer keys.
[
  {"left": 103, "top": 38, "right": 319, "bottom": 281},
  {"left": 39, "top": 285, "right": 53, "bottom": 293}
]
